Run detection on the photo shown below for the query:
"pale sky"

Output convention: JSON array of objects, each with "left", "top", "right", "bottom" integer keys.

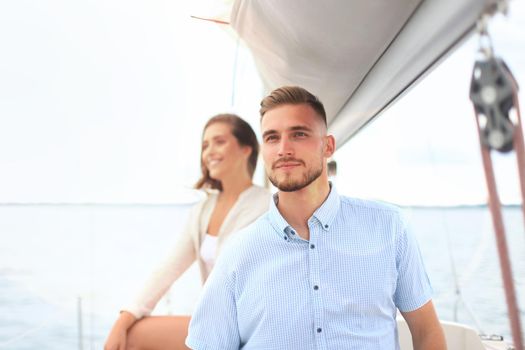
[
  {"left": 0, "top": 1, "right": 523, "bottom": 205},
  {"left": 335, "top": 2, "right": 525, "bottom": 205}
]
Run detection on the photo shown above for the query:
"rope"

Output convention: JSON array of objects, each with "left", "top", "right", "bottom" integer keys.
[
  {"left": 421, "top": 98, "right": 488, "bottom": 333},
  {"left": 471, "top": 55, "right": 524, "bottom": 350},
  {"left": 231, "top": 36, "right": 240, "bottom": 107}
]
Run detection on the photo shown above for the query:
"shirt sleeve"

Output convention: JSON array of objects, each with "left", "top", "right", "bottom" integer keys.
[
  {"left": 393, "top": 213, "right": 433, "bottom": 312},
  {"left": 186, "top": 246, "right": 241, "bottom": 350},
  {"left": 123, "top": 201, "right": 201, "bottom": 319}
]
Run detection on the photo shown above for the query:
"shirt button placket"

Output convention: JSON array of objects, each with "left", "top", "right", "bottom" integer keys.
[{"left": 309, "top": 223, "right": 325, "bottom": 349}]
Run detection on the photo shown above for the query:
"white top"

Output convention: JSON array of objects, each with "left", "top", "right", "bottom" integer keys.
[
  {"left": 200, "top": 234, "right": 218, "bottom": 275},
  {"left": 124, "top": 184, "right": 271, "bottom": 319}
]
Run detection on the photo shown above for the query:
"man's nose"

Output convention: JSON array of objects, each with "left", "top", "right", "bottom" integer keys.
[{"left": 278, "top": 138, "right": 293, "bottom": 157}]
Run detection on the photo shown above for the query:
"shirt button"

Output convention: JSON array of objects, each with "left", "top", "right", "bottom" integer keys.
[
  {"left": 310, "top": 244, "right": 315, "bottom": 249},
  {"left": 290, "top": 230, "right": 295, "bottom": 235},
  {"left": 324, "top": 224, "right": 329, "bottom": 229},
  {"left": 313, "top": 285, "right": 319, "bottom": 290},
  {"left": 284, "top": 236, "right": 288, "bottom": 240},
  {"left": 317, "top": 328, "right": 322, "bottom": 333}
]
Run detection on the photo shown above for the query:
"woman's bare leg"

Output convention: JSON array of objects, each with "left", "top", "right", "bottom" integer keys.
[{"left": 126, "top": 315, "right": 191, "bottom": 350}]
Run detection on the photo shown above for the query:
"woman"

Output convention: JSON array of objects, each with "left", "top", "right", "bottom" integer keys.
[{"left": 104, "top": 114, "right": 271, "bottom": 350}]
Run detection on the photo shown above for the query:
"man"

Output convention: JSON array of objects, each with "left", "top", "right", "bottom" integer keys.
[{"left": 186, "top": 86, "right": 446, "bottom": 349}]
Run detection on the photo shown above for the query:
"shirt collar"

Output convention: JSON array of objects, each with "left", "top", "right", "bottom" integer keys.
[
  {"left": 311, "top": 182, "right": 340, "bottom": 231},
  {"left": 268, "top": 192, "right": 292, "bottom": 238},
  {"left": 267, "top": 182, "right": 341, "bottom": 238}
]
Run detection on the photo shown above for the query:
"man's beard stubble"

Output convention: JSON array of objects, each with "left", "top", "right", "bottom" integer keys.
[{"left": 268, "top": 157, "right": 323, "bottom": 192}]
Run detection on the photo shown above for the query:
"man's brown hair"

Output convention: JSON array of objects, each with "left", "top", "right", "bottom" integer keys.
[{"left": 259, "top": 86, "right": 327, "bottom": 126}]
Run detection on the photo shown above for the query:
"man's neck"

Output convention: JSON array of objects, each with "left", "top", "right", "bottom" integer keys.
[{"left": 276, "top": 177, "right": 330, "bottom": 240}]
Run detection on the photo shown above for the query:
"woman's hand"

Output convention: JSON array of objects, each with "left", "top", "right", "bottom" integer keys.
[{"left": 104, "top": 311, "right": 137, "bottom": 350}]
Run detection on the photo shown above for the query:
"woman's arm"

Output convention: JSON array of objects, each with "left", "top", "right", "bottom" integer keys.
[
  {"left": 104, "top": 311, "right": 137, "bottom": 350},
  {"left": 104, "top": 200, "right": 204, "bottom": 349},
  {"left": 124, "top": 203, "right": 202, "bottom": 318}
]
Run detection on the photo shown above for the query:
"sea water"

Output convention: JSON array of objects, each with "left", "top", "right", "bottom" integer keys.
[{"left": 0, "top": 204, "right": 524, "bottom": 349}]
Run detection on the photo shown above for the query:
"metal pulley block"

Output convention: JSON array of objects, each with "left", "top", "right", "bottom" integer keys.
[{"left": 470, "top": 57, "right": 517, "bottom": 153}]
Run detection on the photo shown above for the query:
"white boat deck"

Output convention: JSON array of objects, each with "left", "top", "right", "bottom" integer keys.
[{"left": 397, "top": 318, "right": 513, "bottom": 350}]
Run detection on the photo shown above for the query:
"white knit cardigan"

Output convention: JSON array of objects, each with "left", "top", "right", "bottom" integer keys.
[{"left": 125, "top": 185, "right": 271, "bottom": 319}]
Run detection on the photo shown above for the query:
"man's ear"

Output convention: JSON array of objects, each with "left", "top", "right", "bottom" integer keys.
[{"left": 324, "top": 135, "right": 336, "bottom": 158}]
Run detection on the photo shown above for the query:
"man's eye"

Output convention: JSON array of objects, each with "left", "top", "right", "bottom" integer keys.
[
  {"left": 294, "top": 132, "right": 307, "bottom": 137},
  {"left": 265, "top": 135, "right": 278, "bottom": 142}
]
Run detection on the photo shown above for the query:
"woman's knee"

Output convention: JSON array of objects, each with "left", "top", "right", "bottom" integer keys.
[{"left": 124, "top": 316, "right": 191, "bottom": 350}]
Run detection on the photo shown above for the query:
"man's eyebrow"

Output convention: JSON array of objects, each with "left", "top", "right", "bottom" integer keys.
[
  {"left": 262, "top": 129, "right": 278, "bottom": 139},
  {"left": 289, "top": 125, "right": 313, "bottom": 132},
  {"left": 262, "top": 125, "right": 314, "bottom": 138}
]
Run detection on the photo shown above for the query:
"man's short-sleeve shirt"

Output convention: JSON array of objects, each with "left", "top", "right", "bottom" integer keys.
[{"left": 186, "top": 186, "right": 432, "bottom": 350}]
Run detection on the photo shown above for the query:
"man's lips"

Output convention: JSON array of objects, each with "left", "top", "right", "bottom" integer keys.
[{"left": 272, "top": 159, "right": 304, "bottom": 170}]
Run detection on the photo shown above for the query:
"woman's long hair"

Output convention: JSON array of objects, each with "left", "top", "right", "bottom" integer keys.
[{"left": 195, "top": 114, "right": 259, "bottom": 191}]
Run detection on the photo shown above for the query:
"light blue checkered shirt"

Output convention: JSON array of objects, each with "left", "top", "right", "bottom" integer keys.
[{"left": 186, "top": 185, "right": 432, "bottom": 349}]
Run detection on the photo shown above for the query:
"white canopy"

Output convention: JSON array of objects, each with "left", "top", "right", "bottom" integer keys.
[{"left": 230, "top": 0, "right": 499, "bottom": 146}]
